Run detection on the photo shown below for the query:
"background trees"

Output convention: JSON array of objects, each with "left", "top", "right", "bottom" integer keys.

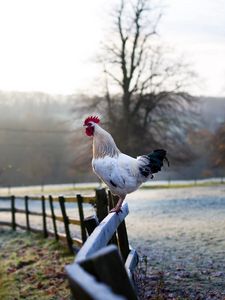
[
  {"left": 99, "top": 0, "right": 197, "bottom": 163},
  {"left": 211, "top": 122, "right": 225, "bottom": 171}
]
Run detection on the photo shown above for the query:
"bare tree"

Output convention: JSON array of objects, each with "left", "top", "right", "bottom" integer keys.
[{"left": 100, "top": 0, "right": 197, "bottom": 162}]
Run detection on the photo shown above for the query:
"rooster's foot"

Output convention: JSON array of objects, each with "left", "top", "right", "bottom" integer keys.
[{"left": 109, "top": 206, "right": 122, "bottom": 214}]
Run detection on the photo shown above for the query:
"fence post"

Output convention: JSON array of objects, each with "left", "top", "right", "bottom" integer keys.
[
  {"left": 84, "top": 215, "right": 99, "bottom": 236},
  {"left": 41, "top": 196, "right": 48, "bottom": 238},
  {"left": 95, "top": 188, "right": 108, "bottom": 222},
  {"left": 49, "top": 195, "right": 58, "bottom": 240},
  {"left": 11, "top": 195, "right": 16, "bottom": 230},
  {"left": 112, "top": 194, "right": 129, "bottom": 261},
  {"left": 24, "top": 195, "right": 30, "bottom": 231},
  {"left": 77, "top": 194, "right": 87, "bottom": 243},
  {"left": 59, "top": 196, "right": 73, "bottom": 253},
  {"left": 107, "top": 191, "right": 119, "bottom": 246}
]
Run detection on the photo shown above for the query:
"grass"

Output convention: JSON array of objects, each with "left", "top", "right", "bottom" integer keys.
[
  {"left": 141, "top": 181, "right": 225, "bottom": 190},
  {"left": 0, "top": 229, "right": 74, "bottom": 300}
]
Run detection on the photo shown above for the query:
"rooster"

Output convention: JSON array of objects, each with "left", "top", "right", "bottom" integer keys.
[{"left": 84, "top": 116, "right": 169, "bottom": 213}]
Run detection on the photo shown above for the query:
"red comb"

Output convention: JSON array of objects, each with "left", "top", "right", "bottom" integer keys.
[{"left": 84, "top": 116, "right": 100, "bottom": 125}]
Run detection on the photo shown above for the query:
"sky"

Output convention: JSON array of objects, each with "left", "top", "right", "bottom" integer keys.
[{"left": 0, "top": 0, "right": 224, "bottom": 97}]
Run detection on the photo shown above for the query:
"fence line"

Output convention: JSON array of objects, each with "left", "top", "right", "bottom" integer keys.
[{"left": 0, "top": 191, "right": 101, "bottom": 252}]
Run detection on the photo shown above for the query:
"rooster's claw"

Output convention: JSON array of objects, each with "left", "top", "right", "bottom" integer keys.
[{"left": 109, "top": 207, "right": 122, "bottom": 214}]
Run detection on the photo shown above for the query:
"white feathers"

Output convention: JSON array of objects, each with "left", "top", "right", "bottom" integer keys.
[{"left": 92, "top": 153, "right": 149, "bottom": 198}]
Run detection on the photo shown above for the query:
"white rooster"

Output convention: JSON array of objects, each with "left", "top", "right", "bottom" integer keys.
[{"left": 84, "top": 116, "right": 169, "bottom": 213}]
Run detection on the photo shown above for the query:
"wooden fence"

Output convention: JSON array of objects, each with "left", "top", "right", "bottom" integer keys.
[
  {"left": 0, "top": 189, "right": 108, "bottom": 253},
  {"left": 65, "top": 193, "right": 139, "bottom": 300}
]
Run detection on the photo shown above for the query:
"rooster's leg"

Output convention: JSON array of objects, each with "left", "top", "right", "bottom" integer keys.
[{"left": 109, "top": 197, "right": 124, "bottom": 214}]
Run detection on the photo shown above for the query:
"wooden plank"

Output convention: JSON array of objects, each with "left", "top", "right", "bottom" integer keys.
[
  {"left": 107, "top": 191, "right": 119, "bottom": 246},
  {"left": 84, "top": 215, "right": 99, "bottom": 236},
  {"left": 15, "top": 208, "right": 26, "bottom": 214},
  {"left": 63, "top": 196, "right": 96, "bottom": 204},
  {"left": 0, "top": 196, "right": 11, "bottom": 200},
  {"left": 41, "top": 195, "right": 48, "bottom": 238},
  {"left": 125, "top": 248, "right": 139, "bottom": 280},
  {"left": 15, "top": 224, "right": 43, "bottom": 234},
  {"left": 111, "top": 194, "right": 129, "bottom": 260},
  {"left": 49, "top": 195, "right": 58, "bottom": 240},
  {"left": 69, "top": 218, "right": 81, "bottom": 225},
  {"left": 117, "top": 220, "right": 130, "bottom": 261},
  {"left": 77, "top": 194, "right": 87, "bottom": 243},
  {"left": 11, "top": 195, "right": 16, "bottom": 230},
  {"left": 56, "top": 233, "right": 82, "bottom": 248},
  {"left": 28, "top": 196, "right": 43, "bottom": 201},
  {"left": 75, "top": 202, "right": 129, "bottom": 263},
  {"left": 72, "top": 238, "right": 83, "bottom": 248},
  {"left": 27, "top": 195, "right": 96, "bottom": 204},
  {"left": 0, "top": 208, "right": 11, "bottom": 212},
  {"left": 0, "top": 221, "right": 12, "bottom": 227},
  {"left": 80, "top": 245, "right": 137, "bottom": 300},
  {"left": 45, "top": 213, "right": 60, "bottom": 220},
  {"left": 65, "top": 263, "right": 126, "bottom": 300},
  {"left": 82, "top": 197, "right": 96, "bottom": 204},
  {"left": 95, "top": 189, "right": 108, "bottom": 222},
  {"left": 45, "top": 213, "right": 80, "bottom": 225},
  {"left": 29, "top": 211, "right": 43, "bottom": 217},
  {"left": 24, "top": 196, "right": 30, "bottom": 231}
]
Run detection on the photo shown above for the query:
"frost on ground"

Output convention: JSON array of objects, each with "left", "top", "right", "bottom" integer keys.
[
  {"left": 126, "top": 186, "right": 225, "bottom": 299},
  {"left": 1, "top": 185, "right": 225, "bottom": 299}
]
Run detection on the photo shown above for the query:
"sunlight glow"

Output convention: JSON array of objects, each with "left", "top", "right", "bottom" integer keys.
[{"left": 0, "top": 0, "right": 224, "bottom": 96}]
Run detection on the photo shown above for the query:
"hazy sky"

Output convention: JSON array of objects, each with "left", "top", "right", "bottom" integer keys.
[{"left": 0, "top": 0, "right": 224, "bottom": 96}]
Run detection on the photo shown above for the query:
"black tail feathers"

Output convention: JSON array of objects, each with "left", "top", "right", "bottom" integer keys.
[
  {"left": 139, "top": 149, "right": 169, "bottom": 178},
  {"left": 148, "top": 149, "right": 169, "bottom": 174}
]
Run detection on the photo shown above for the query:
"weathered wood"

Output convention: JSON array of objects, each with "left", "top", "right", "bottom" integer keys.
[
  {"left": 75, "top": 202, "right": 129, "bottom": 263},
  {"left": 117, "top": 221, "right": 130, "bottom": 261},
  {"left": 24, "top": 196, "right": 30, "bottom": 231},
  {"left": 59, "top": 196, "right": 74, "bottom": 253},
  {"left": 28, "top": 211, "right": 43, "bottom": 216},
  {"left": 66, "top": 263, "right": 126, "bottom": 300},
  {"left": 56, "top": 232, "right": 82, "bottom": 245},
  {"left": 84, "top": 215, "right": 99, "bottom": 236},
  {"left": 15, "top": 223, "right": 43, "bottom": 233},
  {"left": 69, "top": 218, "right": 81, "bottom": 225},
  {"left": 41, "top": 195, "right": 48, "bottom": 238},
  {"left": 27, "top": 195, "right": 96, "bottom": 204},
  {"left": 0, "top": 196, "right": 11, "bottom": 200},
  {"left": 80, "top": 245, "right": 137, "bottom": 300},
  {"left": 11, "top": 195, "right": 16, "bottom": 230},
  {"left": 95, "top": 188, "right": 108, "bottom": 222},
  {"left": 125, "top": 248, "right": 139, "bottom": 281},
  {"left": 77, "top": 194, "right": 87, "bottom": 243},
  {"left": 107, "top": 191, "right": 119, "bottom": 246},
  {"left": 111, "top": 194, "right": 129, "bottom": 260},
  {"left": 15, "top": 208, "right": 28, "bottom": 214},
  {"left": 0, "top": 208, "right": 11, "bottom": 212},
  {"left": 0, "top": 221, "right": 12, "bottom": 227},
  {"left": 49, "top": 195, "right": 58, "bottom": 240}
]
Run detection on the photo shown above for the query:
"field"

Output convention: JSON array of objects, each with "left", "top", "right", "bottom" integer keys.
[
  {"left": 0, "top": 230, "right": 74, "bottom": 300},
  {"left": 1, "top": 183, "right": 225, "bottom": 299},
  {"left": 126, "top": 186, "right": 225, "bottom": 299}
]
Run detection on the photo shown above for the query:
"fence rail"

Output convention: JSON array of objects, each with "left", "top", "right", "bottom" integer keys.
[
  {"left": 65, "top": 194, "right": 139, "bottom": 300},
  {"left": 0, "top": 191, "right": 102, "bottom": 252}
]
